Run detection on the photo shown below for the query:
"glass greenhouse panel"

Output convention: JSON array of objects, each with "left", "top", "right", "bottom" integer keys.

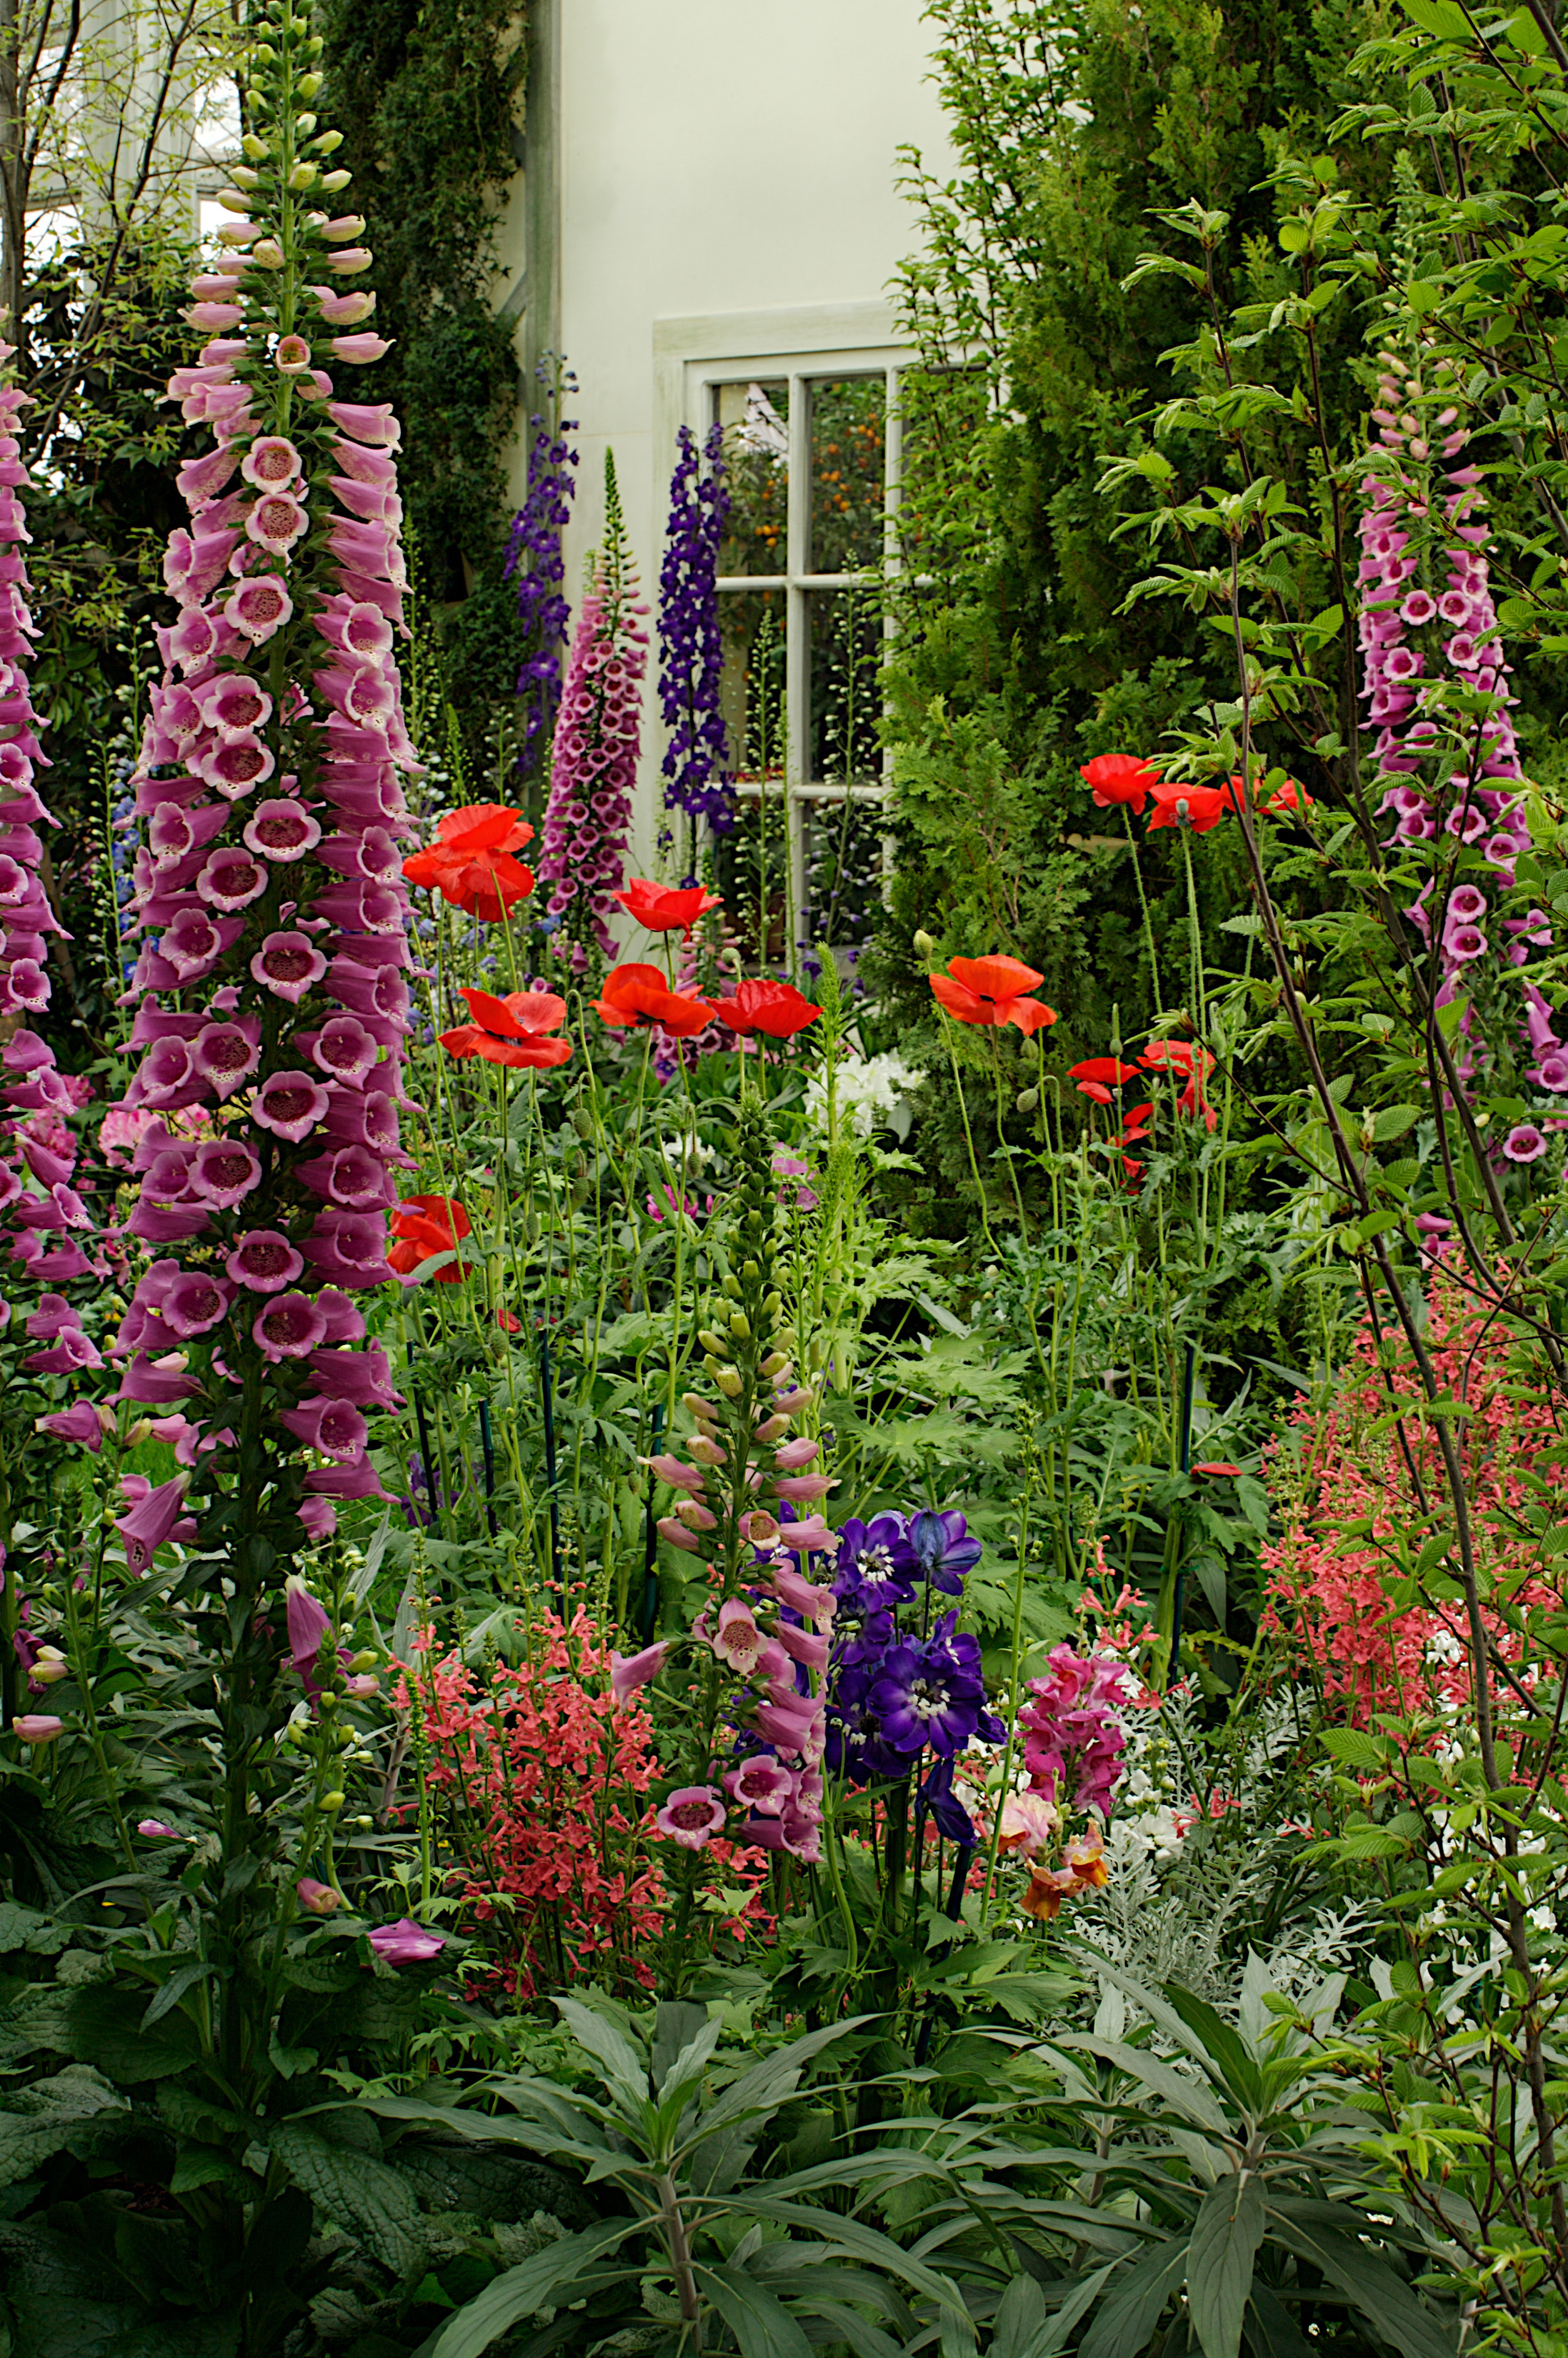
[{"left": 717, "top": 379, "right": 789, "bottom": 575}]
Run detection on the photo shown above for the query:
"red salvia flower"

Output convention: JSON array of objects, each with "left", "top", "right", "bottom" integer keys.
[
  {"left": 592, "top": 962, "right": 714, "bottom": 1037},
  {"left": 710, "top": 977, "right": 822, "bottom": 1040},
  {"left": 439, "top": 986, "right": 572, "bottom": 1070},
  {"left": 929, "top": 954, "right": 1057, "bottom": 1033},
  {"left": 1079, "top": 753, "right": 1161, "bottom": 814},
  {"left": 614, "top": 877, "right": 722, "bottom": 932},
  {"left": 389, "top": 1194, "right": 471, "bottom": 1283},
  {"left": 403, "top": 802, "right": 536, "bottom": 921}
]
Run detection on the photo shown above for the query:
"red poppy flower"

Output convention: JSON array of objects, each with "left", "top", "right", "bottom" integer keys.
[
  {"left": 592, "top": 963, "right": 714, "bottom": 1037},
  {"left": 614, "top": 878, "right": 723, "bottom": 932},
  {"left": 402, "top": 803, "right": 536, "bottom": 921},
  {"left": 1139, "top": 1041, "right": 1213, "bottom": 1079},
  {"left": 439, "top": 987, "right": 573, "bottom": 1069},
  {"left": 389, "top": 1193, "right": 471, "bottom": 1283},
  {"left": 1077, "top": 1081, "right": 1114, "bottom": 1103},
  {"left": 1145, "top": 780, "right": 1233, "bottom": 835},
  {"left": 929, "top": 955, "right": 1057, "bottom": 1033},
  {"left": 1178, "top": 1078, "right": 1218, "bottom": 1131},
  {"left": 1070, "top": 1057, "right": 1139, "bottom": 1088},
  {"left": 1192, "top": 1461, "right": 1240, "bottom": 1478},
  {"left": 711, "top": 977, "right": 823, "bottom": 1040},
  {"left": 1079, "top": 754, "right": 1161, "bottom": 814}
]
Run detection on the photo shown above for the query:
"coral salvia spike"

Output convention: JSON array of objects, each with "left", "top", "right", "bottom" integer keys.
[{"left": 97, "top": 0, "right": 407, "bottom": 1568}]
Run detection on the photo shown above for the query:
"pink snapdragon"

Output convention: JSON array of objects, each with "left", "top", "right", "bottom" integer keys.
[{"left": 1017, "top": 1645, "right": 1132, "bottom": 1819}]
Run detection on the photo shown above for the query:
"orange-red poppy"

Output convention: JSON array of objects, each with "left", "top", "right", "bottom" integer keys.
[
  {"left": 592, "top": 963, "right": 714, "bottom": 1037},
  {"left": 614, "top": 878, "right": 722, "bottom": 932},
  {"left": 929, "top": 955, "right": 1057, "bottom": 1033},
  {"left": 1079, "top": 753, "right": 1161, "bottom": 814},
  {"left": 711, "top": 977, "right": 822, "bottom": 1040},
  {"left": 1192, "top": 1460, "right": 1241, "bottom": 1478},
  {"left": 389, "top": 1193, "right": 471, "bottom": 1283},
  {"left": 1260, "top": 776, "right": 1312, "bottom": 817},
  {"left": 439, "top": 986, "right": 572, "bottom": 1069},
  {"left": 1145, "top": 779, "right": 1234, "bottom": 835},
  {"left": 402, "top": 804, "right": 536, "bottom": 921}
]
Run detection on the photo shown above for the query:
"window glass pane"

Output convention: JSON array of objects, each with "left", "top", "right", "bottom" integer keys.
[
  {"left": 807, "top": 799, "right": 882, "bottom": 960},
  {"left": 809, "top": 376, "right": 885, "bottom": 574},
  {"left": 807, "top": 584, "right": 882, "bottom": 784},
  {"left": 717, "top": 380, "right": 789, "bottom": 576},
  {"left": 718, "top": 588, "right": 787, "bottom": 781},
  {"left": 716, "top": 795, "right": 792, "bottom": 966},
  {"left": 893, "top": 364, "right": 985, "bottom": 576}
]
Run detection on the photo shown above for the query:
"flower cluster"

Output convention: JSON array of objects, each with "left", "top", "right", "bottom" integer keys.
[
  {"left": 658, "top": 422, "right": 734, "bottom": 834},
  {"left": 1077, "top": 754, "right": 1308, "bottom": 833},
  {"left": 1358, "top": 352, "right": 1557, "bottom": 1133},
  {"left": 1017, "top": 1643, "right": 1130, "bottom": 1819},
  {"left": 824, "top": 1508, "right": 1004, "bottom": 1844},
  {"left": 536, "top": 457, "right": 648, "bottom": 962},
  {"left": 503, "top": 358, "right": 578, "bottom": 783},
  {"left": 98, "top": 13, "right": 416, "bottom": 1554},
  {"left": 631, "top": 1104, "right": 834, "bottom": 1862}
]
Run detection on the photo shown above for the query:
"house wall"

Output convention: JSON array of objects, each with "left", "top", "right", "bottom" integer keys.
[{"left": 491, "top": 0, "right": 953, "bottom": 872}]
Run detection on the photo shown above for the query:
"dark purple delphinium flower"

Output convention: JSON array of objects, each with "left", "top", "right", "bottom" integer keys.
[
  {"left": 836, "top": 1513, "right": 917, "bottom": 1608},
  {"left": 504, "top": 357, "right": 579, "bottom": 786},
  {"left": 909, "top": 1508, "right": 982, "bottom": 1597},
  {"left": 826, "top": 1658, "right": 910, "bottom": 1784},
  {"left": 869, "top": 1612, "right": 1002, "bottom": 1758},
  {"left": 658, "top": 422, "right": 734, "bottom": 836},
  {"left": 919, "top": 1754, "right": 976, "bottom": 1844}
]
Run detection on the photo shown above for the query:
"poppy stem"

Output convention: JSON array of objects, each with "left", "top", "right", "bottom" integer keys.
[
  {"left": 1123, "top": 801, "right": 1164, "bottom": 1022},
  {"left": 640, "top": 1400, "right": 664, "bottom": 1643},
  {"left": 937, "top": 1014, "right": 1001, "bottom": 1260},
  {"left": 539, "top": 1322, "right": 564, "bottom": 1613},
  {"left": 1167, "top": 1338, "right": 1197, "bottom": 1686}
]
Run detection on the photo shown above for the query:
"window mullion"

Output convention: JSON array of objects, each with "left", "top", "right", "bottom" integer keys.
[{"left": 785, "top": 369, "right": 809, "bottom": 945}]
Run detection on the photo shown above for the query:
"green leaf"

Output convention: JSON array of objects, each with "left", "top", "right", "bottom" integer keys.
[
  {"left": 419, "top": 2223, "right": 642, "bottom": 2358},
  {"left": 1163, "top": 1988, "right": 1264, "bottom": 2115},
  {"left": 681, "top": 2018, "right": 864, "bottom": 2151},
  {"left": 0, "top": 2066, "right": 128, "bottom": 2187},
  {"left": 993, "top": 2274, "right": 1052, "bottom": 2358},
  {"left": 1187, "top": 2175, "right": 1265, "bottom": 2358},
  {"left": 268, "top": 2121, "right": 425, "bottom": 2279},
  {"left": 1267, "top": 2220, "right": 1456, "bottom": 2358},
  {"left": 1322, "top": 1730, "right": 1387, "bottom": 1770},
  {"left": 143, "top": 1959, "right": 216, "bottom": 2029},
  {"left": 699, "top": 2265, "right": 816, "bottom": 2358},
  {"left": 1244, "top": 2284, "right": 1317, "bottom": 2358},
  {"left": 1057, "top": 2036, "right": 1232, "bottom": 2134},
  {"left": 553, "top": 1995, "right": 651, "bottom": 2119},
  {"left": 1080, "top": 2240, "right": 1189, "bottom": 2358}
]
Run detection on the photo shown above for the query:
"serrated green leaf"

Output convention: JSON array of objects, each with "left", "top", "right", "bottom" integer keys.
[
  {"left": 269, "top": 2121, "right": 425, "bottom": 2279},
  {"left": 1187, "top": 2174, "right": 1265, "bottom": 2358}
]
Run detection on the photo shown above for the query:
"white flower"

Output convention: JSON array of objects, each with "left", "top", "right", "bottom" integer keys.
[{"left": 805, "top": 1050, "right": 923, "bottom": 1140}]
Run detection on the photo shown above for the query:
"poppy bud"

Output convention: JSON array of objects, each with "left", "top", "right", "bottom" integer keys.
[
  {"left": 571, "top": 1108, "right": 596, "bottom": 1141},
  {"left": 913, "top": 930, "right": 937, "bottom": 958},
  {"left": 1017, "top": 1087, "right": 1039, "bottom": 1113}
]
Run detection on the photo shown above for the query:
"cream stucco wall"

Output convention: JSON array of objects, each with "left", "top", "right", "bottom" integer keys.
[{"left": 491, "top": 0, "right": 953, "bottom": 870}]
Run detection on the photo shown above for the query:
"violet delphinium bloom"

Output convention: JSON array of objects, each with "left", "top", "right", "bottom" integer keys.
[
  {"left": 658, "top": 421, "right": 735, "bottom": 837},
  {"left": 869, "top": 1615, "right": 1002, "bottom": 1757},
  {"left": 835, "top": 1513, "right": 917, "bottom": 1607},
  {"left": 504, "top": 358, "right": 578, "bottom": 785},
  {"left": 101, "top": 56, "right": 416, "bottom": 1561},
  {"left": 536, "top": 454, "right": 648, "bottom": 964},
  {"left": 909, "top": 1508, "right": 982, "bottom": 1597}
]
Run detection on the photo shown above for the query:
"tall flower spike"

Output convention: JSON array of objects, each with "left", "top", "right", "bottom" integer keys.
[
  {"left": 103, "top": 0, "right": 414, "bottom": 1556},
  {"left": 658, "top": 422, "right": 734, "bottom": 837},
  {"left": 504, "top": 357, "right": 579, "bottom": 785},
  {"left": 536, "top": 452, "right": 649, "bottom": 965}
]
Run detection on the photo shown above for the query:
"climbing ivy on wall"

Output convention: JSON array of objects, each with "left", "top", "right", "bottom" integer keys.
[{"left": 318, "top": 0, "right": 526, "bottom": 777}]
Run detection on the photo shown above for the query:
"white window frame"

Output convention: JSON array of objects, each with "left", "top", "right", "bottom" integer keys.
[{"left": 653, "top": 302, "right": 906, "bottom": 938}]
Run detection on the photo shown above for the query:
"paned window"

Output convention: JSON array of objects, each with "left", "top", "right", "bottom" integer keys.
[{"left": 661, "top": 319, "right": 905, "bottom": 962}]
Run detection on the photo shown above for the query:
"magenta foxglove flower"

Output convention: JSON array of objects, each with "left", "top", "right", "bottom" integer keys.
[
  {"left": 654, "top": 1785, "right": 727, "bottom": 1851},
  {"left": 609, "top": 1639, "right": 669, "bottom": 1702},
  {"left": 115, "top": 1473, "right": 194, "bottom": 1576},
  {"left": 13, "top": 1713, "right": 62, "bottom": 1743},
  {"left": 537, "top": 454, "right": 648, "bottom": 962},
  {"left": 366, "top": 1917, "right": 445, "bottom": 1964},
  {"left": 101, "top": 61, "right": 414, "bottom": 1584}
]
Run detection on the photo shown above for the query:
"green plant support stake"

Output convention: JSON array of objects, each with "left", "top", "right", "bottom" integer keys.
[
  {"left": 478, "top": 1397, "right": 498, "bottom": 1538},
  {"left": 1169, "top": 1339, "right": 1197, "bottom": 1686},
  {"left": 412, "top": 1388, "right": 443, "bottom": 1543}
]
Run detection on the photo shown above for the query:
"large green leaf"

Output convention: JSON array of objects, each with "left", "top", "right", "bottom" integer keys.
[
  {"left": 699, "top": 2264, "right": 816, "bottom": 2358},
  {"left": 679, "top": 2017, "right": 866, "bottom": 2151},
  {"left": 993, "top": 2274, "right": 1052, "bottom": 2358},
  {"left": 1243, "top": 2284, "right": 1315, "bottom": 2358},
  {"left": 268, "top": 2121, "right": 425, "bottom": 2279},
  {"left": 1267, "top": 2221, "right": 1456, "bottom": 2358},
  {"left": 1059, "top": 2036, "right": 1232, "bottom": 2135},
  {"left": 554, "top": 1996, "right": 653, "bottom": 2121},
  {"left": 0, "top": 2066, "right": 127, "bottom": 2187},
  {"left": 734, "top": 2197, "right": 963, "bottom": 2308},
  {"left": 1079, "top": 2239, "right": 1190, "bottom": 2358},
  {"left": 416, "top": 2222, "right": 643, "bottom": 2358},
  {"left": 1187, "top": 2174, "right": 1264, "bottom": 2358},
  {"left": 1163, "top": 1989, "right": 1264, "bottom": 2117}
]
